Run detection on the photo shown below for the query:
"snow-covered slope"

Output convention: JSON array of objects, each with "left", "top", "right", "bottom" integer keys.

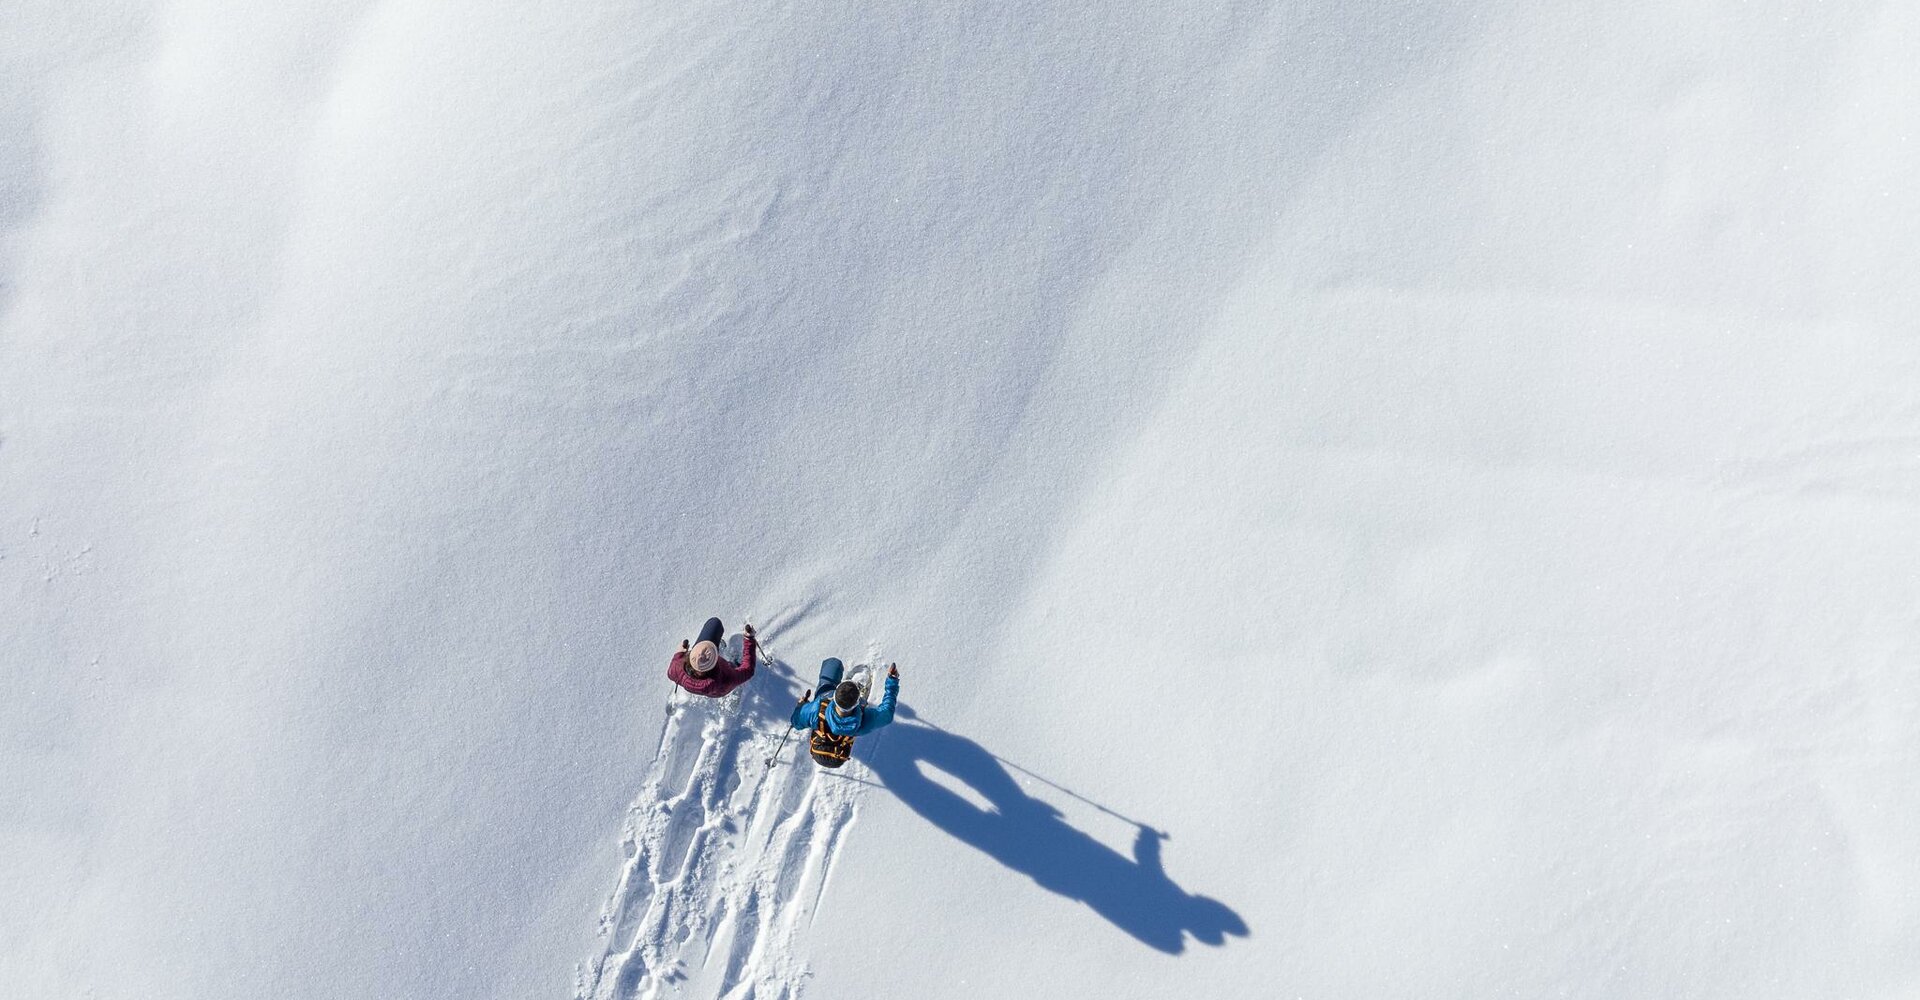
[{"left": 5, "top": 2, "right": 1917, "bottom": 999}]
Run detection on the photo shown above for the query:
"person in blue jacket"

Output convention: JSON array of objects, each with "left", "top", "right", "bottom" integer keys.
[{"left": 791, "top": 658, "right": 899, "bottom": 768}]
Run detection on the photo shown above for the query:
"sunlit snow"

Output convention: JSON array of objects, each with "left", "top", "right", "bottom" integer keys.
[{"left": 4, "top": 2, "right": 1917, "bottom": 998}]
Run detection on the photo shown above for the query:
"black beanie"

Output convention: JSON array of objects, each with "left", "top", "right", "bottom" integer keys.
[{"left": 834, "top": 681, "right": 861, "bottom": 711}]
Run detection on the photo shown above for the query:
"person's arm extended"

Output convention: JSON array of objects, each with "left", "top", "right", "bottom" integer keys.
[
  {"left": 855, "top": 667, "right": 899, "bottom": 735},
  {"left": 740, "top": 627, "right": 756, "bottom": 678},
  {"left": 791, "top": 694, "right": 820, "bottom": 730}
]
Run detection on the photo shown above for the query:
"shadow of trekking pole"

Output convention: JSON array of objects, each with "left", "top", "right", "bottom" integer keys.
[{"left": 865, "top": 706, "right": 1249, "bottom": 955}]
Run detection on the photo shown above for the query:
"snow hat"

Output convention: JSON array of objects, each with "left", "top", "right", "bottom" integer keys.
[
  {"left": 688, "top": 640, "right": 721, "bottom": 675},
  {"left": 833, "top": 681, "right": 861, "bottom": 712}
]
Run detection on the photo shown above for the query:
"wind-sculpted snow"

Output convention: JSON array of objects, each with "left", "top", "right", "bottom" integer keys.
[{"left": 8, "top": 2, "right": 1920, "bottom": 999}]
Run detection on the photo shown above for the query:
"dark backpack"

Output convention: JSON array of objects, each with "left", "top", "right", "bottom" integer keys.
[{"left": 808, "top": 697, "right": 854, "bottom": 768}]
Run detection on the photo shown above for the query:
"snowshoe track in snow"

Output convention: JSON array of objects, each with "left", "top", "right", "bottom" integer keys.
[{"left": 580, "top": 637, "right": 879, "bottom": 1000}]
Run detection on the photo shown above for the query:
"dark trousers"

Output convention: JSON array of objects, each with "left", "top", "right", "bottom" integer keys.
[
  {"left": 815, "top": 657, "right": 845, "bottom": 692},
  {"left": 697, "top": 617, "right": 724, "bottom": 645}
]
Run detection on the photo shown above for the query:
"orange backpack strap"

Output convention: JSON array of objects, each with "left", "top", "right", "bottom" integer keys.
[{"left": 809, "top": 698, "right": 854, "bottom": 765}]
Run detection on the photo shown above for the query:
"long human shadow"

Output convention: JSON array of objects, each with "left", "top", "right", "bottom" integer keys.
[{"left": 864, "top": 706, "right": 1248, "bottom": 955}]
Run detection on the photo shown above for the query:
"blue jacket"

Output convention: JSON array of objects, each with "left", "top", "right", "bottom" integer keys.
[{"left": 791, "top": 671, "right": 898, "bottom": 737}]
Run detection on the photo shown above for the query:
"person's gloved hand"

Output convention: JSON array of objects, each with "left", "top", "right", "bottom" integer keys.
[
  {"left": 887, "top": 663, "right": 899, "bottom": 679},
  {"left": 680, "top": 639, "right": 690, "bottom": 652},
  {"left": 744, "top": 622, "right": 755, "bottom": 638}
]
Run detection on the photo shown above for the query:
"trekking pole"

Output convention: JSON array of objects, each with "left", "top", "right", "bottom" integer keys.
[
  {"left": 765, "top": 688, "right": 810, "bottom": 767},
  {"left": 765, "top": 726, "right": 794, "bottom": 767}
]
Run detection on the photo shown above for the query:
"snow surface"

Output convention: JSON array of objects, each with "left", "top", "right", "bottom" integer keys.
[{"left": 5, "top": 1, "right": 1919, "bottom": 998}]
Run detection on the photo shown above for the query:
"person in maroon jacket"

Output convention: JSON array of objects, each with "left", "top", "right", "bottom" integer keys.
[{"left": 667, "top": 617, "right": 757, "bottom": 697}]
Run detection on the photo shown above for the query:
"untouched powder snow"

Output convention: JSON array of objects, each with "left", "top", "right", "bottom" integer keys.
[{"left": 5, "top": 2, "right": 1919, "bottom": 998}]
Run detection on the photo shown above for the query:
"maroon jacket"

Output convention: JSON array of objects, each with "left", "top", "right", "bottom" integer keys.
[{"left": 667, "top": 632, "right": 756, "bottom": 697}]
